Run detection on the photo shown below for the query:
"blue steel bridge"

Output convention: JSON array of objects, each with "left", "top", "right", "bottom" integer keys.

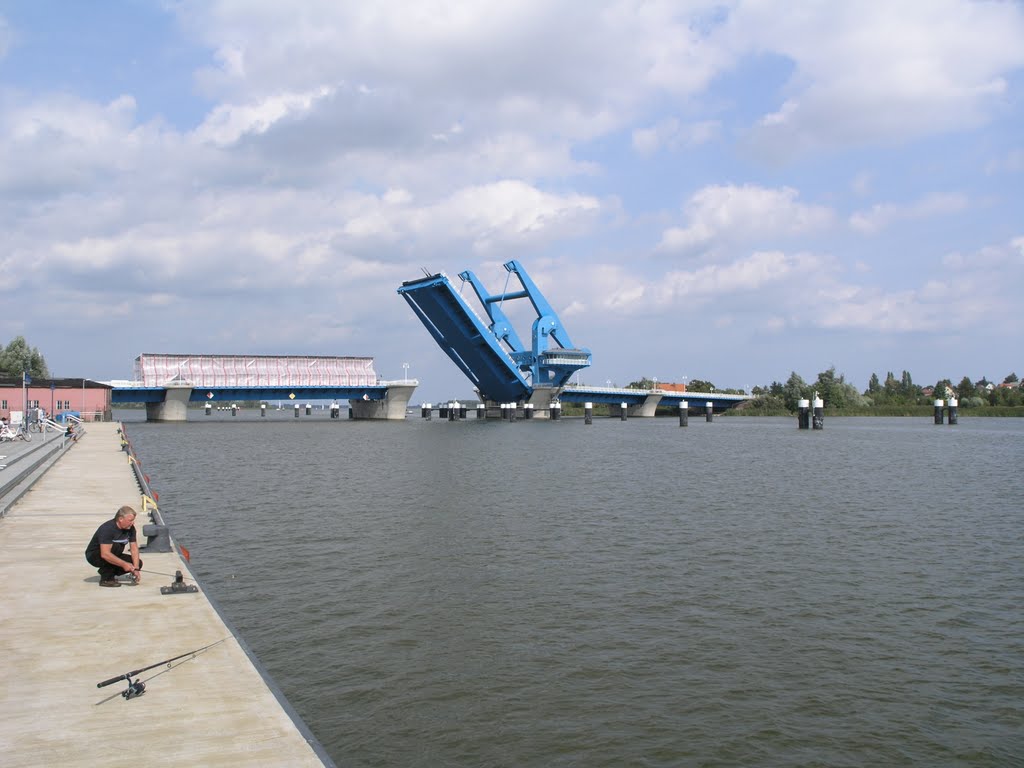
[
  {"left": 111, "top": 354, "right": 417, "bottom": 421},
  {"left": 398, "top": 259, "right": 749, "bottom": 416}
]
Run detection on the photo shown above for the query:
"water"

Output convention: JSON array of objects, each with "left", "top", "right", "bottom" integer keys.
[{"left": 120, "top": 412, "right": 1024, "bottom": 767}]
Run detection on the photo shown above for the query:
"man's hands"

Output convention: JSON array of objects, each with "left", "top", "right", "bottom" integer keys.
[{"left": 123, "top": 562, "right": 141, "bottom": 583}]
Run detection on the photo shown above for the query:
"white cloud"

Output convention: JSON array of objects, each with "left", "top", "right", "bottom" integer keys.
[
  {"left": 723, "top": 0, "right": 1024, "bottom": 152},
  {"left": 193, "top": 85, "right": 334, "bottom": 146},
  {"left": 659, "top": 184, "right": 834, "bottom": 252},
  {"left": 849, "top": 193, "right": 969, "bottom": 234}
]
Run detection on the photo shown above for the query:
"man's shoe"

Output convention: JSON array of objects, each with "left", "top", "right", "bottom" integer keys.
[{"left": 99, "top": 578, "right": 121, "bottom": 588}]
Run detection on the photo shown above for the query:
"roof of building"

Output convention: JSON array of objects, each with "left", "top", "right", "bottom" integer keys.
[{"left": 0, "top": 377, "right": 112, "bottom": 389}]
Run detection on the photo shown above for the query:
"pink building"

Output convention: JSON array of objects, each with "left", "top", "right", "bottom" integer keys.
[{"left": 0, "top": 377, "right": 112, "bottom": 423}]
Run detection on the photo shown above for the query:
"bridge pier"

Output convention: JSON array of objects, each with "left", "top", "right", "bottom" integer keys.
[
  {"left": 349, "top": 382, "right": 417, "bottom": 420},
  {"left": 145, "top": 384, "right": 193, "bottom": 422},
  {"left": 527, "top": 387, "right": 561, "bottom": 419},
  {"left": 631, "top": 394, "right": 663, "bottom": 417}
]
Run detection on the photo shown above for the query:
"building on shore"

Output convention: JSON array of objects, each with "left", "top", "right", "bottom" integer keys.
[{"left": 0, "top": 377, "right": 112, "bottom": 423}]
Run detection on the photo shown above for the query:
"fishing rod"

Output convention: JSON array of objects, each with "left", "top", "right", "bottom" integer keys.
[{"left": 96, "top": 637, "right": 228, "bottom": 700}]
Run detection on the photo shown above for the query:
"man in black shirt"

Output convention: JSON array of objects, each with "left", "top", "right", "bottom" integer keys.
[{"left": 85, "top": 506, "right": 143, "bottom": 587}]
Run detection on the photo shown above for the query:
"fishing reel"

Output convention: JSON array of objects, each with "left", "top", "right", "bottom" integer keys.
[{"left": 122, "top": 677, "right": 146, "bottom": 700}]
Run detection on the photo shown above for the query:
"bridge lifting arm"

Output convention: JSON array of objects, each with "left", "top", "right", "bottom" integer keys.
[
  {"left": 459, "top": 259, "right": 590, "bottom": 389},
  {"left": 457, "top": 269, "right": 526, "bottom": 353}
]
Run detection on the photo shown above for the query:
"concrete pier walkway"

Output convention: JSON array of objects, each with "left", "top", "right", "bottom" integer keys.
[{"left": 0, "top": 423, "right": 333, "bottom": 767}]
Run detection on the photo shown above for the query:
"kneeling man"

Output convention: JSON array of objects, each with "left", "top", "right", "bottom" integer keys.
[{"left": 86, "top": 506, "right": 143, "bottom": 587}]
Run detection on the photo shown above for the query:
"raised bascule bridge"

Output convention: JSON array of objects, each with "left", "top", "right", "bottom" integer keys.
[
  {"left": 111, "top": 354, "right": 417, "bottom": 422},
  {"left": 398, "top": 259, "right": 748, "bottom": 418}
]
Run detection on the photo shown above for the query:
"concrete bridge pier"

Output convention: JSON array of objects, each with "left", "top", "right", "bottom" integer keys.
[
  {"left": 145, "top": 383, "right": 193, "bottom": 422},
  {"left": 527, "top": 386, "right": 561, "bottom": 419},
  {"left": 628, "top": 393, "right": 663, "bottom": 417},
  {"left": 350, "top": 382, "right": 417, "bottom": 420}
]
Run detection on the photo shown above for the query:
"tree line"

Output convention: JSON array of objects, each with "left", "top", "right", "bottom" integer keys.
[{"left": 629, "top": 368, "right": 1023, "bottom": 411}]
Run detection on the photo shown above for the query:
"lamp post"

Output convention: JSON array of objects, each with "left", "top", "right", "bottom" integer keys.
[
  {"left": 402, "top": 362, "right": 409, "bottom": 383},
  {"left": 653, "top": 376, "right": 658, "bottom": 391}
]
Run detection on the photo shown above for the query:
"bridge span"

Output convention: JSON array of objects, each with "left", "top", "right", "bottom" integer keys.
[{"left": 111, "top": 354, "right": 417, "bottom": 422}]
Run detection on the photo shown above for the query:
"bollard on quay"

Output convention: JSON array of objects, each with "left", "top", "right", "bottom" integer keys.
[
  {"left": 798, "top": 399, "right": 810, "bottom": 429},
  {"left": 679, "top": 400, "right": 688, "bottom": 427}
]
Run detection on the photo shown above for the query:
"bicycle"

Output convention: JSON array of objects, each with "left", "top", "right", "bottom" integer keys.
[{"left": 0, "top": 423, "right": 31, "bottom": 442}]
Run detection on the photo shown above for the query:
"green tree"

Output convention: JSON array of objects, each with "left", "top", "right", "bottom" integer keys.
[
  {"left": 956, "top": 376, "right": 975, "bottom": 401},
  {"left": 0, "top": 336, "right": 50, "bottom": 378},
  {"left": 687, "top": 379, "right": 715, "bottom": 392},
  {"left": 1004, "top": 372, "right": 1018, "bottom": 384},
  {"left": 781, "top": 371, "right": 809, "bottom": 411},
  {"left": 867, "top": 372, "right": 881, "bottom": 393}
]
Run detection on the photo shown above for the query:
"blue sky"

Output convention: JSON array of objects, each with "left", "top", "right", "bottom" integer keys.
[{"left": 2, "top": 1, "right": 1022, "bottom": 401}]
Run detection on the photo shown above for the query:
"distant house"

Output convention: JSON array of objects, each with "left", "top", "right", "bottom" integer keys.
[
  {"left": 0, "top": 377, "right": 112, "bottom": 423},
  {"left": 921, "top": 386, "right": 934, "bottom": 397},
  {"left": 657, "top": 382, "right": 688, "bottom": 392}
]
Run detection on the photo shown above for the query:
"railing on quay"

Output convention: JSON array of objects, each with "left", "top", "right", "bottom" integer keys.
[{"left": 118, "top": 424, "right": 174, "bottom": 554}]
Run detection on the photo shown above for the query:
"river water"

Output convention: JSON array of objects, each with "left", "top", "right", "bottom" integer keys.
[{"left": 119, "top": 411, "right": 1023, "bottom": 767}]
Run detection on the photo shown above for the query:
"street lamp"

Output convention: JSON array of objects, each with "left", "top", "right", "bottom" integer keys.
[
  {"left": 606, "top": 379, "right": 611, "bottom": 388},
  {"left": 653, "top": 376, "right": 658, "bottom": 391},
  {"left": 402, "top": 362, "right": 409, "bottom": 383}
]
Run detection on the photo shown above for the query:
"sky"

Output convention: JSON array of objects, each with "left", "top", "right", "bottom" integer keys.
[{"left": 1, "top": 0, "right": 1022, "bottom": 402}]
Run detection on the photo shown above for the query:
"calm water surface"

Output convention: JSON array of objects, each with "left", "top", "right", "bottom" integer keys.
[{"left": 121, "top": 412, "right": 1024, "bottom": 767}]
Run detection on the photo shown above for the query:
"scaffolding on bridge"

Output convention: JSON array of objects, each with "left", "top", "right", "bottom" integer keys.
[{"left": 133, "top": 354, "right": 378, "bottom": 388}]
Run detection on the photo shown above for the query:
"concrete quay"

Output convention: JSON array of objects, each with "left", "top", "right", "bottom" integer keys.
[{"left": 0, "top": 423, "right": 334, "bottom": 767}]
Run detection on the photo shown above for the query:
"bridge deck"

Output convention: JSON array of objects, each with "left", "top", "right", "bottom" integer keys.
[
  {"left": 0, "top": 423, "right": 332, "bottom": 767},
  {"left": 398, "top": 273, "right": 530, "bottom": 404}
]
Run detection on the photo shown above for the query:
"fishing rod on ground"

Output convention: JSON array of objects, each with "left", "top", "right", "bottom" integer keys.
[{"left": 96, "top": 638, "right": 229, "bottom": 700}]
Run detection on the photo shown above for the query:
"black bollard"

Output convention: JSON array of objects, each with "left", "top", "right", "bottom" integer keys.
[
  {"left": 705, "top": 401, "right": 714, "bottom": 422},
  {"left": 305, "top": 404, "right": 312, "bottom": 416},
  {"left": 231, "top": 404, "right": 237, "bottom": 416},
  {"left": 294, "top": 404, "right": 300, "bottom": 418},
  {"left": 584, "top": 402, "right": 593, "bottom": 425},
  {"left": 934, "top": 399, "right": 944, "bottom": 425},
  {"left": 620, "top": 402, "right": 628, "bottom": 421},
  {"left": 477, "top": 404, "right": 486, "bottom": 419},
  {"left": 678, "top": 400, "right": 688, "bottom": 427},
  {"left": 812, "top": 397, "right": 824, "bottom": 430},
  {"left": 524, "top": 403, "right": 534, "bottom": 420},
  {"left": 798, "top": 398, "right": 810, "bottom": 429},
  {"left": 460, "top": 404, "right": 467, "bottom": 419},
  {"left": 947, "top": 397, "right": 958, "bottom": 425},
  {"left": 261, "top": 403, "right": 267, "bottom": 418},
  {"left": 205, "top": 403, "right": 212, "bottom": 417},
  {"left": 424, "top": 403, "right": 432, "bottom": 421},
  {"left": 551, "top": 401, "right": 561, "bottom": 421}
]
